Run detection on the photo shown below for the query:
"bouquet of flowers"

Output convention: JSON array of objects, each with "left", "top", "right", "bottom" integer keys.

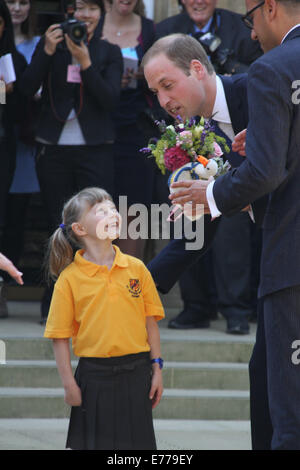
[
  {"left": 140, "top": 116, "right": 231, "bottom": 221},
  {"left": 141, "top": 115, "right": 230, "bottom": 176}
]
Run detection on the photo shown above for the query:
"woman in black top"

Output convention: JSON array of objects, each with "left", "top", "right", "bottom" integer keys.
[
  {"left": 20, "top": 0, "right": 123, "bottom": 234},
  {"left": 0, "top": 0, "right": 27, "bottom": 231}
]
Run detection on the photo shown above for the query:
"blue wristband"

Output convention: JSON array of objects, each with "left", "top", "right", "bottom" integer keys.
[{"left": 151, "top": 358, "right": 164, "bottom": 369}]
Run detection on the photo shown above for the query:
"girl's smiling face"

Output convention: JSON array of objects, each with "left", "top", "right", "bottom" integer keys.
[{"left": 81, "top": 200, "right": 122, "bottom": 241}]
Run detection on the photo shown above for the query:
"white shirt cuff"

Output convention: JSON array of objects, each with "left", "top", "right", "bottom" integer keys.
[
  {"left": 206, "top": 180, "right": 222, "bottom": 219},
  {"left": 248, "top": 205, "right": 255, "bottom": 223}
]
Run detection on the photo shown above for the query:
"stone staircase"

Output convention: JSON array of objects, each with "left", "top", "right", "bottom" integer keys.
[{"left": 0, "top": 283, "right": 255, "bottom": 422}]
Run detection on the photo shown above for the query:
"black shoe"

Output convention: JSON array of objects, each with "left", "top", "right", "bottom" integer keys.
[
  {"left": 168, "top": 310, "right": 210, "bottom": 330},
  {"left": 226, "top": 322, "right": 249, "bottom": 335}
]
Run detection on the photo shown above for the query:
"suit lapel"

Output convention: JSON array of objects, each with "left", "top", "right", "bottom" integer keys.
[{"left": 219, "top": 75, "right": 243, "bottom": 135}]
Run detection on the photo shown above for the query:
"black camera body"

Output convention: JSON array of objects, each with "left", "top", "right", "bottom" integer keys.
[
  {"left": 193, "top": 31, "right": 240, "bottom": 75},
  {"left": 60, "top": 17, "right": 87, "bottom": 45}
]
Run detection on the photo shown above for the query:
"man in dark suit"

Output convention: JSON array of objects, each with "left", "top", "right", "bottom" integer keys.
[
  {"left": 143, "top": 35, "right": 256, "bottom": 334},
  {"left": 154, "top": 0, "right": 262, "bottom": 334},
  {"left": 156, "top": 0, "right": 262, "bottom": 74},
  {"left": 165, "top": 0, "right": 300, "bottom": 450}
]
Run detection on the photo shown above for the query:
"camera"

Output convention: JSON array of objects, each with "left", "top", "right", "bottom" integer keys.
[
  {"left": 193, "top": 31, "right": 241, "bottom": 75},
  {"left": 60, "top": 18, "right": 87, "bottom": 44},
  {"left": 60, "top": 1, "right": 87, "bottom": 45}
]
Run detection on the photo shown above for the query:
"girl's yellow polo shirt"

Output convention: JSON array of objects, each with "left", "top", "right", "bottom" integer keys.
[{"left": 44, "top": 246, "right": 165, "bottom": 358}]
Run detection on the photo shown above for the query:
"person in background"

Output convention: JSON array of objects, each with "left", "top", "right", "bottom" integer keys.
[
  {"left": 158, "top": 0, "right": 262, "bottom": 74},
  {"left": 0, "top": 0, "right": 27, "bottom": 316},
  {"left": 44, "top": 187, "right": 164, "bottom": 450},
  {"left": 19, "top": 0, "right": 123, "bottom": 323},
  {"left": 100, "top": 0, "right": 160, "bottom": 260},
  {"left": 1, "top": 0, "right": 40, "bottom": 283}
]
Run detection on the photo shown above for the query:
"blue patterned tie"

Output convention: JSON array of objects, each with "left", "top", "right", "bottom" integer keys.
[{"left": 211, "top": 119, "right": 245, "bottom": 168}]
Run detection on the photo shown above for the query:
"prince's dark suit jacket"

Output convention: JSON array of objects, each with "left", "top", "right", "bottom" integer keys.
[
  {"left": 213, "top": 26, "right": 300, "bottom": 299},
  {"left": 148, "top": 74, "right": 266, "bottom": 293}
]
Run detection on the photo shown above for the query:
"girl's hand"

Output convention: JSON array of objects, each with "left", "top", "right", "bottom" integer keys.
[
  {"left": 65, "top": 35, "right": 91, "bottom": 70},
  {"left": 64, "top": 381, "right": 82, "bottom": 407},
  {"left": 44, "top": 24, "right": 64, "bottom": 56},
  {"left": 149, "top": 368, "right": 163, "bottom": 409}
]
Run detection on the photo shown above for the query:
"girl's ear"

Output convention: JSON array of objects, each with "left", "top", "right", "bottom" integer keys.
[{"left": 71, "top": 222, "right": 86, "bottom": 237}]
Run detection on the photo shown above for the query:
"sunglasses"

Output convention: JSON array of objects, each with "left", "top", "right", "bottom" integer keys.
[{"left": 242, "top": 1, "right": 265, "bottom": 29}]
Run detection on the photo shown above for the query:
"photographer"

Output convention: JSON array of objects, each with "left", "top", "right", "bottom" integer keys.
[
  {"left": 20, "top": 0, "right": 123, "bottom": 234},
  {"left": 155, "top": 0, "right": 262, "bottom": 75},
  {"left": 19, "top": 0, "right": 123, "bottom": 322}
]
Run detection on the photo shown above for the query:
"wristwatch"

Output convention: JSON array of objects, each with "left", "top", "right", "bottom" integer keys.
[{"left": 151, "top": 358, "right": 164, "bottom": 369}]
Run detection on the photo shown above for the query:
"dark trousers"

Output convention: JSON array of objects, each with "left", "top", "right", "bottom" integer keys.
[
  {"left": 179, "top": 212, "right": 253, "bottom": 325},
  {"left": 36, "top": 143, "right": 114, "bottom": 233},
  {"left": 0, "top": 141, "right": 15, "bottom": 229},
  {"left": 249, "top": 286, "right": 300, "bottom": 450},
  {"left": 1, "top": 193, "right": 32, "bottom": 268}
]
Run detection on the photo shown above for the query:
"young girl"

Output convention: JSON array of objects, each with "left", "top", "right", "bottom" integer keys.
[{"left": 44, "top": 187, "right": 164, "bottom": 450}]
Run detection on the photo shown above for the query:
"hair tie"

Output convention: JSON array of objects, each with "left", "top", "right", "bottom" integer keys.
[{"left": 59, "top": 223, "right": 66, "bottom": 230}]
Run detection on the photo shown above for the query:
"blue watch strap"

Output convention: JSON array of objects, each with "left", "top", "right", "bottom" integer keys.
[{"left": 151, "top": 358, "right": 164, "bottom": 369}]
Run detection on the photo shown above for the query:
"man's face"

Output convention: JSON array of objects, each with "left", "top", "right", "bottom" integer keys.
[
  {"left": 181, "top": 0, "right": 218, "bottom": 29},
  {"left": 144, "top": 53, "right": 206, "bottom": 120},
  {"left": 245, "top": 0, "right": 277, "bottom": 52}
]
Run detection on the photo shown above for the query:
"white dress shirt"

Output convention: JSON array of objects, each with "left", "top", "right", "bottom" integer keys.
[
  {"left": 206, "top": 76, "right": 254, "bottom": 221},
  {"left": 206, "top": 76, "right": 233, "bottom": 218}
]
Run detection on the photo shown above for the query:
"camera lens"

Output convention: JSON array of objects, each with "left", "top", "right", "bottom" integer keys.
[{"left": 72, "top": 25, "right": 85, "bottom": 40}]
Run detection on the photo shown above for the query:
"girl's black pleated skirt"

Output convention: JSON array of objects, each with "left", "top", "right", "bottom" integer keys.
[{"left": 66, "top": 352, "right": 157, "bottom": 450}]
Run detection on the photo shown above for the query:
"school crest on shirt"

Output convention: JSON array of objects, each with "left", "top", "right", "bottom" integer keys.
[{"left": 127, "top": 279, "right": 141, "bottom": 297}]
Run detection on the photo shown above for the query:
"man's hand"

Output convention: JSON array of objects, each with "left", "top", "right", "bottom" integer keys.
[
  {"left": 232, "top": 129, "right": 247, "bottom": 156},
  {"left": 0, "top": 253, "right": 23, "bottom": 285},
  {"left": 169, "top": 179, "right": 212, "bottom": 214}
]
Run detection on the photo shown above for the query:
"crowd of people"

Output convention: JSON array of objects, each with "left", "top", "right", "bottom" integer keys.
[{"left": 0, "top": 0, "right": 262, "bottom": 334}]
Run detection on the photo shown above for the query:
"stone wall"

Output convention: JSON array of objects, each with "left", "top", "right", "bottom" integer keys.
[{"left": 154, "top": 0, "right": 245, "bottom": 22}]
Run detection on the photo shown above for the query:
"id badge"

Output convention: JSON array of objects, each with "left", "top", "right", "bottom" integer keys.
[{"left": 67, "top": 64, "right": 81, "bottom": 83}]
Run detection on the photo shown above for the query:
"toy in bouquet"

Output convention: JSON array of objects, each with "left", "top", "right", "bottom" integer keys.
[{"left": 141, "top": 116, "right": 231, "bottom": 221}]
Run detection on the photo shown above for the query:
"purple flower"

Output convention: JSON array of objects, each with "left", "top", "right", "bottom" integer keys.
[{"left": 140, "top": 147, "right": 152, "bottom": 154}]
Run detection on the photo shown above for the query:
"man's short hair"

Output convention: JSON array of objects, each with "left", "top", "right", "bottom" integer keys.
[{"left": 141, "top": 33, "right": 215, "bottom": 76}]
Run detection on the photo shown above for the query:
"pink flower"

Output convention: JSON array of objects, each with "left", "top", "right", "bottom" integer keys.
[
  {"left": 164, "top": 146, "right": 190, "bottom": 172},
  {"left": 213, "top": 142, "right": 223, "bottom": 157}
]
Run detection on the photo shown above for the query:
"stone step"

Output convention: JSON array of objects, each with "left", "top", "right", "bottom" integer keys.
[
  {"left": 2, "top": 332, "right": 254, "bottom": 363},
  {"left": 0, "top": 360, "right": 249, "bottom": 390},
  {"left": 0, "top": 419, "right": 252, "bottom": 450},
  {"left": 0, "top": 388, "right": 250, "bottom": 420}
]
